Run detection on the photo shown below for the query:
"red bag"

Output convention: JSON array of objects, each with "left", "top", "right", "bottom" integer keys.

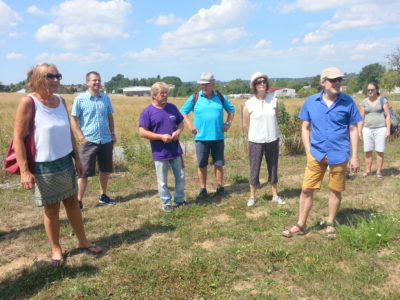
[{"left": 4, "top": 97, "right": 36, "bottom": 174}]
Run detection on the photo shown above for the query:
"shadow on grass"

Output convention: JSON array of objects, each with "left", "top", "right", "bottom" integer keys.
[
  {"left": 382, "top": 167, "right": 400, "bottom": 176},
  {"left": 114, "top": 189, "right": 158, "bottom": 204},
  {"left": 0, "top": 264, "right": 98, "bottom": 299},
  {"left": 336, "top": 208, "right": 377, "bottom": 226},
  {"left": 68, "top": 223, "right": 176, "bottom": 257},
  {"left": 0, "top": 220, "right": 69, "bottom": 242}
]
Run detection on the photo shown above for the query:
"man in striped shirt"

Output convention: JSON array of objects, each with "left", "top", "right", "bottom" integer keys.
[{"left": 71, "top": 71, "right": 116, "bottom": 209}]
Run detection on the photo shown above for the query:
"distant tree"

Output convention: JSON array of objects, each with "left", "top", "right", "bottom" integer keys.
[
  {"left": 296, "top": 87, "right": 318, "bottom": 98},
  {"left": 380, "top": 70, "right": 399, "bottom": 92},
  {"left": 358, "top": 63, "right": 385, "bottom": 93},
  {"left": 346, "top": 76, "right": 360, "bottom": 94},
  {"left": 270, "top": 80, "right": 289, "bottom": 88},
  {"left": 309, "top": 75, "right": 321, "bottom": 91},
  {"left": 0, "top": 81, "right": 4, "bottom": 92},
  {"left": 386, "top": 47, "right": 400, "bottom": 72},
  {"left": 162, "top": 76, "right": 183, "bottom": 87}
]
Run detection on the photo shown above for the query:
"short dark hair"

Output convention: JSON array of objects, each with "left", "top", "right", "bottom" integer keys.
[{"left": 86, "top": 71, "right": 101, "bottom": 81}]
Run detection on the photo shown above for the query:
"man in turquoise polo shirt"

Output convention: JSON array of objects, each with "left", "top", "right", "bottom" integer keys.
[
  {"left": 180, "top": 73, "right": 235, "bottom": 200},
  {"left": 282, "top": 67, "right": 362, "bottom": 239},
  {"left": 71, "top": 71, "right": 116, "bottom": 209}
]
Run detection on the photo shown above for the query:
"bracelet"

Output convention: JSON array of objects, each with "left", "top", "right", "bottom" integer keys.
[{"left": 111, "top": 132, "right": 116, "bottom": 135}]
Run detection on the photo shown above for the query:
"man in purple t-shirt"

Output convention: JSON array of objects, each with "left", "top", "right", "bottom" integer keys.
[{"left": 139, "top": 82, "right": 186, "bottom": 212}]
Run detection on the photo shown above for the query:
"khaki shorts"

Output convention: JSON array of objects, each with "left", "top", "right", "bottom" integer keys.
[{"left": 302, "top": 154, "right": 347, "bottom": 192}]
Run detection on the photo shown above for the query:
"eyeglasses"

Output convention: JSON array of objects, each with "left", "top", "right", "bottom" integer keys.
[
  {"left": 255, "top": 79, "right": 267, "bottom": 85},
  {"left": 44, "top": 73, "right": 62, "bottom": 80},
  {"left": 367, "top": 89, "right": 376, "bottom": 92},
  {"left": 326, "top": 77, "right": 342, "bottom": 83}
]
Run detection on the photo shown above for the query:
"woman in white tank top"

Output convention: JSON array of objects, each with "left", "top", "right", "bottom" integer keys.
[
  {"left": 242, "top": 72, "right": 285, "bottom": 207},
  {"left": 13, "top": 63, "right": 102, "bottom": 266}
]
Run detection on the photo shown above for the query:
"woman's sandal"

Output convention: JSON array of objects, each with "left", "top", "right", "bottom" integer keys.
[
  {"left": 325, "top": 222, "right": 337, "bottom": 240},
  {"left": 281, "top": 224, "right": 306, "bottom": 238},
  {"left": 376, "top": 173, "right": 383, "bottom": 179},
  {"left": 50, "top": 256, "right": 65, "bottom": 267},
  {"left": 78, "top": 244, "right": 103, "bottom": 255},
  {"left": 362, "top": 172, "right": 371, "bottom": 177}
]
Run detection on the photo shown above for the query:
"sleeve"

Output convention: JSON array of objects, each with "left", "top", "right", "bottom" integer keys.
[
  {"left": 349, "top": 100, "right": 363, "bottom": 124},
  {"left": 244, "top": 100, "right": 252, "bottom": 114},
  {"left": 71, "top": 97, "right": 80, "bottom": 117},
  {"left": 298, "top": 99, "right": 310, "bottom": 121},
  {"left": 360, "top": 99, "right": 366, "bottom": 108},
  {"left": 382, "top": 97, "right": 388, "bottom": 105},
  {"left": 223, "top": 95, "right": 235, "bottom": 113},
  {"left": 138, "top": 108, "right": 150, "bottom": 128},
  {"left": 180, "top": 95, "right": 195, "bottom": 114}
]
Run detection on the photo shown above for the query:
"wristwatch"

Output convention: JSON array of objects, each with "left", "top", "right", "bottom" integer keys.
[{"left": 225, "top": 121, "right": 231, "bottom": 126}]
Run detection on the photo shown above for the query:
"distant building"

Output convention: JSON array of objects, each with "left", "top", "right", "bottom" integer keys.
[
  {"left": 122, "top": 86, "right": 151, "bottom": 97},
  {"left": 268, "top": 87, "right": 296, "bottom": 98},
  {"left": 340, "top": 86, "right": 347, "bottom": 92}
]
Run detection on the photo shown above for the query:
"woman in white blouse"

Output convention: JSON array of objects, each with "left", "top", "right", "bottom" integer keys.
[{"left": 242, "top": 72, "right": 285, "bottom": 206}]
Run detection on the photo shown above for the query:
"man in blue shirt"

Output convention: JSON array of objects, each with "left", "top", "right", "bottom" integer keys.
[
  {"left": 180, "top": 73, "right": 235, "bottom": 200},
  {"left": 71, "top": 71, "right": 116, "bottom": 209},
  {"left": 282, "top": 67, "right": 362, "bottom": 239}
]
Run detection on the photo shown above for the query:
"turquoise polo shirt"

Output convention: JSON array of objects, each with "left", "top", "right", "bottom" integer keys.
[
  {"left": 180, "top": 90, "right": 235, "bottom": 141},
  {"left": 71, "top": 92, "right": 114, "bottom": 144},
  {"left": 298, "top": 91, "right": 362, "bottom": 164}
]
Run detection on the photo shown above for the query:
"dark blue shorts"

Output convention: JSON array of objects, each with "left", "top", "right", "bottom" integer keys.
[{"left": 195, "top": 140, "right": 224, "bottom": 168}]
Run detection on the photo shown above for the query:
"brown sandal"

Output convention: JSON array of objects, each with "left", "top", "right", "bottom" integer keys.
[{"left": 282, "top": 224, "right": 306, "bottom": 238}]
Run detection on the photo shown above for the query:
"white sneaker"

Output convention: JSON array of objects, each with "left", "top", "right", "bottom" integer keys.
[
  {"left": 247, "top": 198, "right": 256, "bottom": 206},
  {"left": 272, "top": 196, "right": 286, "bottom": 205}
]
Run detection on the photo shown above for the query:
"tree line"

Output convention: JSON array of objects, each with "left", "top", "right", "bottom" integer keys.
[{"left": 1, "top": 47, "right": 399, "bottom": 97}]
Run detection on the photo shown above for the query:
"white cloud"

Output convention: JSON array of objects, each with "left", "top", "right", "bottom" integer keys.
[
  {"left": 35, "top": 52, "right": 79, "bottom": 62},
  {"left": 281, "top": 0, "right": 347, "bottom": 13},
  {"left": 303, "top": 30, "right": 330, "bottom": 43},
  {"left": 27, "top": 5, "right": 47, "bottom": 16},
  {"left": 123, "top": 48, "right": 160, "bottom": 60},
  {"left": 34, "top": 0, "right": 131, "bottom": 49},
  {"left": 0, "top": 0, "right": 22, "bottom": 34},
  {"left": 160, "top": 0, "right": 255, "bottom": 51},
  {"left": 6, "top": 52, "right": 25, "bottom": 60},
  {"left": 147, "top": 14, "right": 182, "bottom": 26},
  {"left": 82, "top": 52, "right": 114, "bottom": 64},
  {"left": 8, "top": 31, "right": 24, "bottom": 38}
]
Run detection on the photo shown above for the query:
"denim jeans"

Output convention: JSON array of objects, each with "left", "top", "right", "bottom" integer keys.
[{"left": 154, "top": 156, "right": 185, "bottom": 206}]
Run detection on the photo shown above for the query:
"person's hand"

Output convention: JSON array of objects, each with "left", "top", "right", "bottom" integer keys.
[
  {"left": 171, "top": 131, "right": 180, "bottom": 141},
  {"left": 349, "top": 156, "right": 360, "bottom": 173},
  {"left": 74, "top": 159, "right": 84, "bottom": 177},
  {"left": 112, "top": 134, "right": 117, "bottom": 143},
  {"left": 189, "top": 124, "right": 198, "bottom": 135},
  {"left": 222, "top": 122, "right": 231, "bottom": 132},
  {"left": 20, "top": 170, "right": 35, "bottom": 190},
  {"left": 80, "top": 137, "right": 88, "bottom": 144},
  {"left": 161, "top": 134, "right": 173, "bottom": 143},
  {"left": 385, "top": 129, "right": 391, "bottom": 138}
]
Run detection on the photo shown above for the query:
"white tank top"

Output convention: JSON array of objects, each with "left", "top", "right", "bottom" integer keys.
[
  {"left": 30, "top": 94, "right": 73, "bottom": 162},
  {"left": 245, "top": 94, "right": 279, "bottom": 143}
]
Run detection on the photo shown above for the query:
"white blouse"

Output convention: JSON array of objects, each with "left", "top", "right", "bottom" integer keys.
[
  {"left": 31, "top": 94, "right": 73, "bottom": 162},
  {"left": 245, "top": 93, "right": 279, "bottom": 143}
]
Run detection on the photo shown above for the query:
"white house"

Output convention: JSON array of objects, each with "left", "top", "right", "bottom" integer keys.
[
  {"left": 268, "top": 87, "right": 296, "bottom": 98},
  {"left": 122, "top": 86, "right": 151, "bottom": 97}
]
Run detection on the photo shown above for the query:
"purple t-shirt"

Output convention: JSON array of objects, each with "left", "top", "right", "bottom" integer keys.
[{"left": 139, "top": 103, "right": 184, "bottom": 161}]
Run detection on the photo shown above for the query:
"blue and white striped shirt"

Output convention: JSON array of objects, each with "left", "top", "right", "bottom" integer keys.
[{"left": 71, "top": 92, "right": 114, "bottom": 144}]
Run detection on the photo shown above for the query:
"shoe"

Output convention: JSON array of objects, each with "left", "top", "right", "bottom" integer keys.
[
  {"left": 78, "top": 200, "right": 83, "bottom": 210},
  {"left": 78, "top": 244, "right": 103, "bottom": 255},
  {"left": 215, "top": 186, "right": 227, "bottom": 197},
  {"left": 196, "top": 188, "right": 208, "bottom": 200},
  {"left": 376, "top": 172, "right": 383, "bottom": 179},
  {"left": 281, "top": 224, "right": 306, "bottom": 238},
  {"left": 99, "top": 194, "right": 116, "bottom": 205},
  {"left": 272, "top": 196, "right": 286, "bottom": 205},
  {"left": 247, "top": 198, "right": 255, "bottom": 207},
  {"left": 176, "top": 201, "right": 189, "bottom": 207},
  {"left": 162, "top": 204, "right": 173, "bottom": 213}
]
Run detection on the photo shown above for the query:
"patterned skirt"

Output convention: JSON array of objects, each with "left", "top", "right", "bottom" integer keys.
[{"left": 32, "top": 153, "right": 77, "bottom": 207}]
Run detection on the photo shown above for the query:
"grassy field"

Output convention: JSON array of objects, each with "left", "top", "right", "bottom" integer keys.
[{"left": 0, "top": 92, "right": 399, "bottom": 299}]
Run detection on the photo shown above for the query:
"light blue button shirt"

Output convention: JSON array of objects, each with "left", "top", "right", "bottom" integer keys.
[{"left": 71, "top": 92, "right": 114, "bottom": 144}]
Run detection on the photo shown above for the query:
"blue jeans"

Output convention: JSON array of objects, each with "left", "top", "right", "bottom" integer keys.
[{"left": 154, "top": 156, "right": 185, "bottom": 206}]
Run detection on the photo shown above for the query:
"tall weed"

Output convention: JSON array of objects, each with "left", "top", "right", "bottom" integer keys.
[{"left": 278, "top": 103, "right": 304, "bottom": 155}]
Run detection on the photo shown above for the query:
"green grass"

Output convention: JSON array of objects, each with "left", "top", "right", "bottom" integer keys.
[{"left": 1, "top": 94, "right": 400, "bottom": 299}]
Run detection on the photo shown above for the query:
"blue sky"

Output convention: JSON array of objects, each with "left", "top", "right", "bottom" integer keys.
[{"left": 1, "top": 0, "right": 400, "bottom": 84}]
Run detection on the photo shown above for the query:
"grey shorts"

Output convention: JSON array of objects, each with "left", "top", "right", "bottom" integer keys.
[
  {"left": 195, "top": 140, "right": 224, "bottom": 168},
  {"left": 79, "top": 141, "right": 113, "bottom": 177}
]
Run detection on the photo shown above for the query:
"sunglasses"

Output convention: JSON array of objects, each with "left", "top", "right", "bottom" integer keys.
[
  {"left": 255, "top": 79, "right": 267, "bottom": 85},
  {"left": 44, "top": 73, "right": 62, "bottom": 80},
  {"left": 326, "top": 77, "right": 342, "bottom": 83},
  {"left": 367, "top": 89, "right": 376, "bottom": 92}
]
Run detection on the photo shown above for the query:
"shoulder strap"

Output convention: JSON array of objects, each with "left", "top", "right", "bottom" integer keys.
[
  {"left": 192, "top": 92, "right": 199, "bottom": 105},
  {"left": 216, "top": 90, "right": 225, "bottom": 104},
  {"left": 379, "top": 96, "right": 384, "bottom": 109}
]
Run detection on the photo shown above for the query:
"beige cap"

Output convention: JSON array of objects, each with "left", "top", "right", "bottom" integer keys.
[
  {"left": 197, "top": 73, "right": 215, "bottom": 84},
  {"left": 320, "top": 67, "right": 344, "bottom": 80},
  {"left": 250, "top": 72, "right": 269, "bottom": 88}
]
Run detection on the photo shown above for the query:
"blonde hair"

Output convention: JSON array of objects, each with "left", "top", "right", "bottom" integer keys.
[
  {"left": 26, "top": 63, "right": 59, "bottom": 93},
  {"left": 151, "top": 81, "right": 169, "bottom": 98}
]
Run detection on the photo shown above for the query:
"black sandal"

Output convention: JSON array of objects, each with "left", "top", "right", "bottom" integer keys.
[{"left": 282, "top": 224, "right": 306, "bottom": 238}]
